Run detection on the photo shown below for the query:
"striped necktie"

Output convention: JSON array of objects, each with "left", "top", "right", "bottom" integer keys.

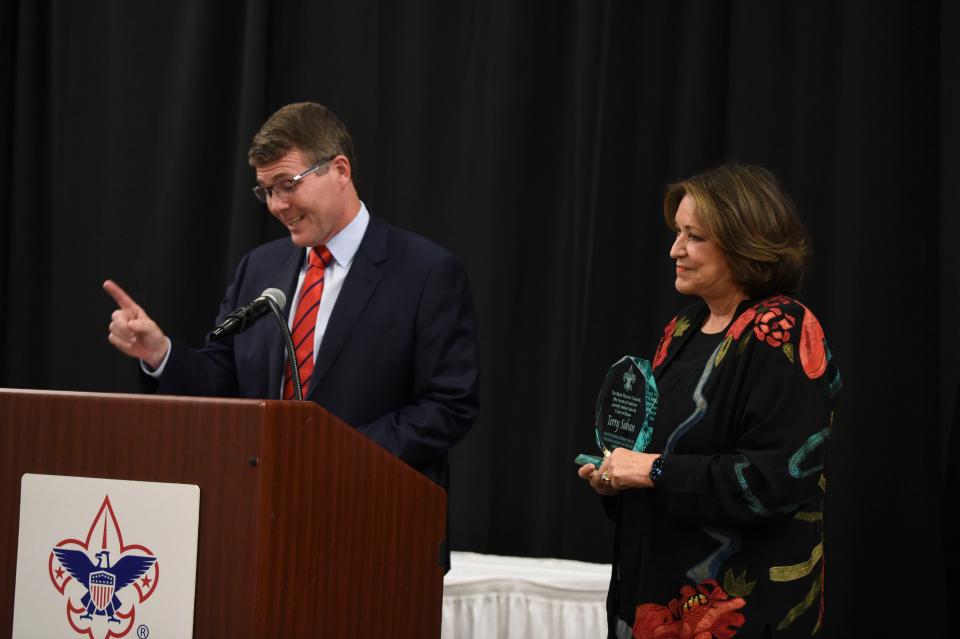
[{"left": 284, "top": 245, "right": 332, "bottom": 400}]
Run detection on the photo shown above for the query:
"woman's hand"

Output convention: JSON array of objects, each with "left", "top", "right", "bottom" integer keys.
[
  {"left": 578, "top": 462, "right": 618, "bottom": 496},
  {"left": 597, "top": 449, "right": 661, "bottom": 490}
]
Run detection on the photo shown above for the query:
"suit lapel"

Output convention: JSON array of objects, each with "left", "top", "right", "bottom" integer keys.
[
  {"left": 267, "top": 245, "right": 307, "bottom": 399},
  {"left": 308, "top": 218, "right": 388, "bottom": 396}
]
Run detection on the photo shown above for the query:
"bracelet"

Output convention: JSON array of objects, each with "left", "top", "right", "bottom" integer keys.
[{"left": 649, "top": 456, "right": 665, "bottom": 485}]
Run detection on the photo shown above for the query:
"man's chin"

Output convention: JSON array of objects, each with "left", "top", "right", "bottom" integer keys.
[
  {"left": 287, "top": 228, "right": 318, "bottom": 247},
  {"left": 289, "top": 234, "right": 311, "bottom": 247}
]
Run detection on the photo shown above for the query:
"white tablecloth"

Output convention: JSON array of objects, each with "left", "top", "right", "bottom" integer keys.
[{"left": 442, "top": 552, "right": 611, "bottom": 639}]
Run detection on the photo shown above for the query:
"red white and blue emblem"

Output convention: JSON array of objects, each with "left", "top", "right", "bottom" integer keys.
[
  {"left": 88, "top": 569, "right": 117, "bottom": 613},
  {"left": 48, "top": 495, "right": 159, "bottom": 638}
]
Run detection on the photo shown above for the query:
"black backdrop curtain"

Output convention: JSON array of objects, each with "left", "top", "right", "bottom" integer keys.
[{"left": 2, "top": 1, "right": 956, "bottom": 636}]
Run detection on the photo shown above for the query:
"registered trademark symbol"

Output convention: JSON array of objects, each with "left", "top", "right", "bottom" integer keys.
[{"left": 136, "top": 625, "right": 150, "bottom": 639}]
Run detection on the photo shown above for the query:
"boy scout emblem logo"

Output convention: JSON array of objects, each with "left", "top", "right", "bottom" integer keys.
[{"left": 48, "top": 495, "right": 159, "bottom": 638}]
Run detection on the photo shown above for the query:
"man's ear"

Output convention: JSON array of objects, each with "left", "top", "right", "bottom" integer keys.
[{"left": 331, "top": 155, "right": 352, "bottom": 185}]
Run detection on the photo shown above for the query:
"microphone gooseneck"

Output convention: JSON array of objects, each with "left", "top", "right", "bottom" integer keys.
[
  {"left": 264, "top": 296, "right": 303, "bottom": 400},
  {"left": 207, "top": 287, "right": 303, "bottom": 400}
]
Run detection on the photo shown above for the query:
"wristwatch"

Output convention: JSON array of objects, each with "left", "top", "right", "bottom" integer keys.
[{"left": 649, "top": 456, "right": 665, "bottom": 485}]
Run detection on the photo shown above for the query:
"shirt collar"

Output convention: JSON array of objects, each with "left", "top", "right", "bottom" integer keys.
[{"left": 308, "top": 201, "right": 370, "bottom": 268}]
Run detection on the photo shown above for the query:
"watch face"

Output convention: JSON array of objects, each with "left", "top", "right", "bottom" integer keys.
[{"left": 650, "top": 457, "right": 664, "bottom": 483}]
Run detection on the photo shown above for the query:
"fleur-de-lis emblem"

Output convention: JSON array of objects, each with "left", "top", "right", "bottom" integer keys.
[
  {"left": 623, "top": 367, "right": 637, "bottom": 391},
  {"left": 48, "top": 496, "right": 159, "bottom": 637}
]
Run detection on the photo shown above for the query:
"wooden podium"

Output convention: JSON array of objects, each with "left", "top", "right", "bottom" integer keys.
[{"left": 0, "top": 388, "right": 447, "bottom": 637}]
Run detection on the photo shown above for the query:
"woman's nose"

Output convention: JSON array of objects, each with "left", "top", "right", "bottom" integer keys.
[{"left": 669, "top": 235, "right": 684, "bottom": 258}]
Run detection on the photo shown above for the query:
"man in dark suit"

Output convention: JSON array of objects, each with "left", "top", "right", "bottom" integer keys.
[{"left": 103, "top": 102, "right": 479, "bottom": 487}]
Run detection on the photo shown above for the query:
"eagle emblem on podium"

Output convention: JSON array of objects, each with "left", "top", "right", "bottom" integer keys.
[{"left": 48, "top": 495, "right": 159, "bottom": 638}]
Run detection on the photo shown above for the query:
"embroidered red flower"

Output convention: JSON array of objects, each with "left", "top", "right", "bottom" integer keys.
[
  {"left": 799, "top": 307, "right": 827, "bottom": 379},
  {"left": 725, "top": 308, "right": 757, "bottom": 340},
  {"left": 633, "top": 579, "right": 746, "bottom": 639},
  {"left": 652, "top": 316, "right": 678, "bottom": 369},
  {"left": 752, "top": 306, "right": 796, "bottom": 347},
  {"left": 763, "top": 294, "right": 793, "bottom": 307},
  {"left": 719, "top": 295, "right": 829, "bottom": 376}
]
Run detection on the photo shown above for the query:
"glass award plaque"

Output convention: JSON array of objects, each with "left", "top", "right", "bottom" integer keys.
[{"left": 575, "top": 356, "right": 659, "bottom": 467}]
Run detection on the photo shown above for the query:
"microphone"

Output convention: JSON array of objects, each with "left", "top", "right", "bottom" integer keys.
[{"left": 208, "top": 288, "right": 287, "bottom": 341}]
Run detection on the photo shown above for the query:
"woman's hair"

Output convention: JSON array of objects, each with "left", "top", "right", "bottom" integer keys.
[{"left": 664, "top": 164, "right": 810, "bottom": 297}]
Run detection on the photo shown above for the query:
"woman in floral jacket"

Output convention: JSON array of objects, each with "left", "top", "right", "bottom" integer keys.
[{"left": 579, "top": 164, "right": 840, "bottom": 639}]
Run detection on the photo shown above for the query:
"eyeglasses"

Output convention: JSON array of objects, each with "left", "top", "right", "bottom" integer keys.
[{"left": 252, "top": 155, "right": 336, "bottom": 203}]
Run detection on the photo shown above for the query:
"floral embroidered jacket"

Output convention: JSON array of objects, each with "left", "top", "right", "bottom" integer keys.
[{"left": 606, "top": 295, "right": 840, "bottom": 639}]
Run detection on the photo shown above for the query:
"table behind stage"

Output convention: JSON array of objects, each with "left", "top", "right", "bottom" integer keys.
[{"left": 442, "top": 552, "right": 611, "bottom": 639}]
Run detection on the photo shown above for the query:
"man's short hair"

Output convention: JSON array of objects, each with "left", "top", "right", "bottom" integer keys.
[
  {"left": 663, "top": 164, "right": 810, "bottom": 298},
  {"left": 248, "top": 102, "right": 358, "bottom": 185}
]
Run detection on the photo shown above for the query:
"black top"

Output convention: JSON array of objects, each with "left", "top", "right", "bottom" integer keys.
[
  {"left": 605, "top": 295, "right": 840, "bottom": 639},
  {"left": 653, "top": 327, "right": 726, "bottom": 445}
]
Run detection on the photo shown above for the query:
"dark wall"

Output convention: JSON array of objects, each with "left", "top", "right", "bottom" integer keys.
[{"left": 2, "top": 2, "right": 955, "bottom": 635}]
